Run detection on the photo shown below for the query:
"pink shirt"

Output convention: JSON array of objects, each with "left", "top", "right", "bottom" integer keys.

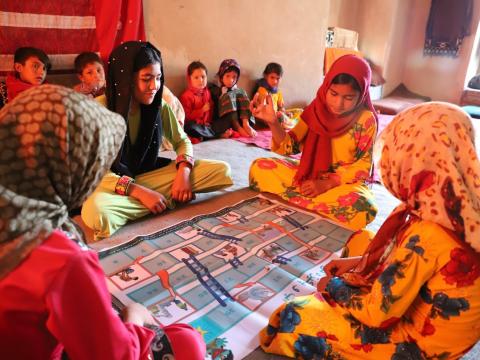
[{"left": 0, "top": 230, "right": 154, "bottom": 360}]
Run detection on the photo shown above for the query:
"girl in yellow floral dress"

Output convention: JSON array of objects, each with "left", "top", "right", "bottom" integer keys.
[
  {"left": 249, "top": 55, "right": 378, "bottom": 231},
  {"left": 259, "top": 102, "right": 480, "bottom": 359}
]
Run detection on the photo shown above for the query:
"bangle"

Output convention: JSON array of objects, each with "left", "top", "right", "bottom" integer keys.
[
  {"left": 175, "top": 154, "right": 194, "bottom": 169},
  {"left": 115, "top": 175, "right": 134, "bottom": 196}
]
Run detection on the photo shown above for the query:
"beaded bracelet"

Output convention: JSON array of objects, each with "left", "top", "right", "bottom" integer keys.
[{"left": 115, "top": 175, "right": 134, "bottom": 196}]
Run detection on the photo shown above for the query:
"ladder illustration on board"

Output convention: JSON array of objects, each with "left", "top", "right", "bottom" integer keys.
[{"left": 182, "top": 255, "right": 234, "bottom": 307}]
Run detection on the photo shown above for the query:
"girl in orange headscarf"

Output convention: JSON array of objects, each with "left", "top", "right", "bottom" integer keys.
[
  {"left": 258, "top": 102, "right": 480, "bottom": 359},
  {"left": 250, "top": 54, "right": 378, "bottom": 231}
]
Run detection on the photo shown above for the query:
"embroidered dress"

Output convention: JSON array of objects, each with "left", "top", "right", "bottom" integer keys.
[{"left": 249, "top": 111, "right": 377, "bottom": 231}]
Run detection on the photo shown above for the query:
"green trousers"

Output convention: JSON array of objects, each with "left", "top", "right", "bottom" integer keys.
[{"left": 81, "top": 159, "right": 233, "bottom": 240}]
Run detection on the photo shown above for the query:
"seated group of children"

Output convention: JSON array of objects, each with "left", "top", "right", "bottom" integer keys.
[
  {"left": 0, "top": 47, "right": 292, "bottom": 144},
  {"left": 2, "top": 42, "right": 480, "bottom": 360}
]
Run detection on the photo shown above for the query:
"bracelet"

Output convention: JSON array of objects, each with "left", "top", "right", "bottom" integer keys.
[
  {"left": 175, "top": 154, "right": 194, "bottom": 169},
  {"left": 115, "top": 175, "right": 134, "bottom": 196}
]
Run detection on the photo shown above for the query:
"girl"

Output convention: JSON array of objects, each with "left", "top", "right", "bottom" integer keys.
[
  {"left": 0, "top": 85, "right": 206, "bottom": 360},
  {"left": 81, "top": 41, "right": 233, "bottom": 240},
  {"left": 250, "top": 55, "right": 378, "bottom": 231},
  {"left": 180, "top": 61, "right": 216, "bottom": 143},
  {"left": 259, "top": 102, "right": 480, "bottom": 359},
  {"left": 210, "top": 58, "right": 257, "bottom": 138}
]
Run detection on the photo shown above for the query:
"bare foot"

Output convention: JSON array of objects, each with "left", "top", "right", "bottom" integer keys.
[
  {"left": 243, "top": 124, "right": 257, "bottom": 137},
  {"left": 220, "top": 128, "right": 234, "bottom": 138},
  {"left": 241, "top": 118, "right": 257, "bottom": 138},
  {"left": 236, "top": 126, "right": 250, "bottom": 137}
]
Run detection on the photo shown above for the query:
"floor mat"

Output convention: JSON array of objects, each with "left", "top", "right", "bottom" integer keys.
[{"left": 97, "top": 195, "right": 355, "bottom": 359}]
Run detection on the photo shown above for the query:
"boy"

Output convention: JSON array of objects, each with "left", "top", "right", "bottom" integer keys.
[
  {"left": 73, "top": 52, "right": 106, "bottom": 98},
  {"left": 254, "top": 62, "right": 293, "bottom": 128},
  {"left": 4, "top": 47, "right": 51, "bottom": 103}
]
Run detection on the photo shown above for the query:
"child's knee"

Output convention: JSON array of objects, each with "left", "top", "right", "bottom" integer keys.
[
  {"left": 81, "top": 195, "right": 119, "bottom": 239},
  {"left": 343, "top": 229, "right": 375, "bottom": 257}
]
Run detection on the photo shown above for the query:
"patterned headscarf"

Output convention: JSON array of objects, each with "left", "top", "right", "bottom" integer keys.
[
  {"left": 217, "top": 58, "right": 241, "bottom": 87},
  {"left": 0, "top": 85, "right": 126, "bottom": 280},
  {"left": 378, "top": 102, "right": 480, "bottom": 247},
  {"left": 343, "top": 102, "right": 480, "bottom": 286}
]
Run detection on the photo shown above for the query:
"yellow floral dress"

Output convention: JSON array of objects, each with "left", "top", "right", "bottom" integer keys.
[
  {"left": 259, "top": 220, "right": 480, "bottom": 359},
  {"left": 249, "top": 110, "right": 377, "bottom": 231}
]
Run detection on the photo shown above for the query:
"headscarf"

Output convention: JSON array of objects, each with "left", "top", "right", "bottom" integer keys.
[
  {"left": 0, "top": 85, "right": 126, "bottom": 280},
  {"left": 217, "top": 59, "right": 240, "bottom": 90},
  {"left": 343, "top": 102, "right": 480, "bottom": 286},
  {"left": 295, "top": 54, "right": 377, "bottom": 184},
  {"left": 107, "top": 41, "right": 165, "bottom": 177}
]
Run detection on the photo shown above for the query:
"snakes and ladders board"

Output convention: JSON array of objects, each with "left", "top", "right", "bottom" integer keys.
[{"left": 98, "top": 195, "right": 354, "bottom": 359}]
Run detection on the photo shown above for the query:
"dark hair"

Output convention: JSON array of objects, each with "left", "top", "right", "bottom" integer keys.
[
  {"left": 187, "top": 61, "right": 207, "bottom": 76},
  {"left": 263, "top": 62, "right": 283, "bottom": 77},
  {"left": 133, "top": 47, "right": 162, "bottom": 73},
  {"left": 14, "top": 47, "right": 51, "bottom": 71},
  {"left": 74, "top": 52, "right": 104, "bottom": 74},
  {"left": 331, "top": 73, "right": 361, "bottom": 92}
]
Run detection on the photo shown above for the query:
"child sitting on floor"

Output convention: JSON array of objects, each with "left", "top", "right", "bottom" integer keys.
[
  {"left": 73, "top": 52, "right": 106, "bottom": 98},
  {"left": 254, "top": 63, "right": 286, "bottom": 122},
  {"left": 253, "top": 62, "right": 298, "bottom": 130},
  {"left": 180, "top": 61, "right": 216, "bottom": 143},
  {"left": 2, "top": 47, "right": 51, "bottom": 105},
  {"left": 209, "top": 59, "right": 257, "bottom": 138}
]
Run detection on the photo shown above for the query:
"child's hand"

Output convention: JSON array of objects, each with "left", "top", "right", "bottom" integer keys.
[
  {"left": 129, "top": 183, "right": 168, "bottom": 214},
  {"left": 122, "top": 303, "right": 155, "bottom": 326},
  {"left": 202, "top": 103, "right": 210, "bottom": 112},
  {"left": 172, "top": 163, "right": 193, "bottom": 203},
  {"left": 250, "top": 94, "right": 277, "bottom": 125},
  {"left": 299, "top": 178, "right": 337, "bottom": 197}
]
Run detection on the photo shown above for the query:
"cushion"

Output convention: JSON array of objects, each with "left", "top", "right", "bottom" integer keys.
[
  {"left": 462, "top": 105, "right": 480, "bottom": 119},
  {"left": 373, "top": 84, "right": 430, "bottom": 115}
]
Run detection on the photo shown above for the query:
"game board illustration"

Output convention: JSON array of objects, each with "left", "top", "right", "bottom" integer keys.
[{"left": 98, "top": 195, "right": 354, "bottom": 359}]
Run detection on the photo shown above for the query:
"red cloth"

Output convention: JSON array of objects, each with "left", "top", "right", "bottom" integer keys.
[
  {"left": 180, "top": 87, "right": 213, "bottom": 126},
  {"left": 0, "top": 230, "right": 154, "bottom": 360},
  {"left": 295, "top": 54, "right": 377, "bottom": 184},
  {"left": 5, "top": 73, "right": 36, "bottom": 102},
  {"left": 0, "top": 1, "right": 145, "bottom": 76}
]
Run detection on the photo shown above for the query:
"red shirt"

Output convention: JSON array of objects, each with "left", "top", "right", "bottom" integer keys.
[
  {"left": 0, "top": 230, "right": 154, "bottom": 360},
  {"left": 180, "top": 88, "right": 213, "bottom": 126}
]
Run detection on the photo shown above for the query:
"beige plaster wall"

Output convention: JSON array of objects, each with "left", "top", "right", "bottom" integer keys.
[
  {"left": 143, "top": 0, "right": 329, "bottom": 107},
  {"left": 328, "top": 0, "right": 409, "bottom": 94},
  {"left": 328, "top": 0, "right": 360, "bottom": 30}
]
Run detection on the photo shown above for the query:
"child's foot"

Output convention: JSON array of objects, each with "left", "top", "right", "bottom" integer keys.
[
  {"left": 236, "top": 126, "right": 250, "bottom": 137},
  {"left": 230, "top": 130, "right": 241, "bottom": 138},
  {"left": 241, "top": 118, "right": 257, "bottom": 138},
  {"left": 220, "top": 128, "right": 234, "bottom": 138},
  {"left": 243, "top": 124, "right": 257, "bottom": 138}
]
